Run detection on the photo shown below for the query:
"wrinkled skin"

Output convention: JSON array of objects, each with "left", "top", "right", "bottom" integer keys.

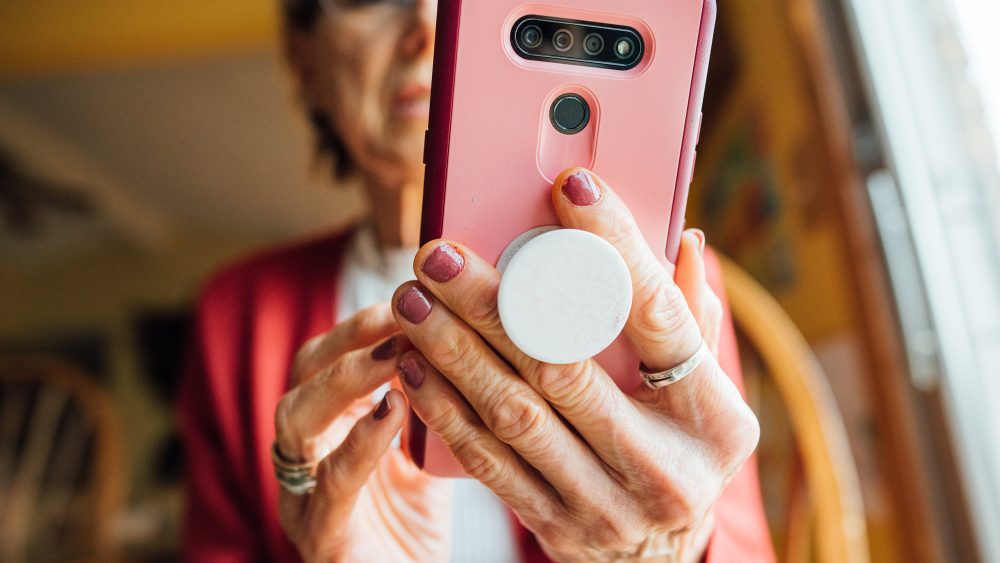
[
  {"left": 390, "top": 168, "right": 759, "bottom": 562},
  {"left": 274, "top": 304, "right": 451, "bottom": 562},
  {"left": 277, "top": 1, "right": 759, "bottom": 561}
]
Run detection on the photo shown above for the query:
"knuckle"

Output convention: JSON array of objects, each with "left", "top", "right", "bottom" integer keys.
[
  {"left": 336, "top": 424, "right": 363, "bottom": 459},
  {"left": 326, "top": 354, "right": 351, "bottom": 382},
  {"left": 274, "top": 393, "right": 296, "bottom": 441},
  {"left": 603, "top": 210, "right": 640, "bottom": 250},
  {"left": 319, "top": 451, "right": 354, "bottom": 493},
  {"left": 634, "top": 278, "right": 690, "bottom": 337},
  {"left": 721, "top": 405, "right": 761, "bottom": 472},
  {"left": 343, "top": 304, "right": 384, "bottom": 341},
  {"left": 535, "top": 519, "right": 577, "bottom": 554},
  {"left": 356, "top": 302, "right": 390, "bottom": 329},
  {"left": 454, "top": 439, "right": 503, "bottom": 485},
  {"left": 643, "top": 487, "right": 697, "bottom": 530},
  {"left": 313, "top": 362, "right": 346, "bottom": 395},
  {"left": 461, "top": 281, "right": 503, "bottom": 332},
  {"left": 517, "top": 493, "right": 558, "bottom": 527},
  {"left": 590, "top": 515, "right": 638, "bottom": 553},
  {"left": 532, "top": 361, "right": 602, "bottom": 412},
  {"left": 486, "top": 391, "right": 549, "bottom": 450},
  {"left": 422, "top": 395, "right": 467, "bottom": 442},
  {"left": 697, "top": 370, "right": 761, "bottom": 473},
  {"left": 290, "top": 335, "right": 323, "bottom": 382},
  {"left": 425, "top": 330, "right": 476, "bottom": 375},
  {"left": 424, "top": 401, "right": 460, "bottom": 439},
  {"left": 273, "top": 391, "right": 321, "bottom": 461},
  {"left": 635, "top": 466, "right": 721, "bottom": 530},
  {"left": 343, "top": 311, "right": 367, "bottom": 342}
]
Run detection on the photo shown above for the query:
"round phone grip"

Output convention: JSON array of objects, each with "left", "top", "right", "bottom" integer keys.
[{"left": 497, "top": 228, "right": 633, "bottom": 365}]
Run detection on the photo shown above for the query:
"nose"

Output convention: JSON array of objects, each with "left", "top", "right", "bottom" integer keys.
[{"left": 399, "top": 0, "right": 437, "bottom": 60}]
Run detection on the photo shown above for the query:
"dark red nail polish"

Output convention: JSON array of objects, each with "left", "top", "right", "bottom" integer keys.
[
  {"left": 371, "top": 337, "right": 397, "bottom": 361},
  {"left": 397, "top": 285, "right": 433, "bottom": 324},
  {"left": 422, "top": 244, "right": 465, "bottom": 283},
  {"left": 399, "top": 357, "right": 425, "bottom": 390},
  {"left": 561, "top": 171, "right": 602, "bottom": 206},
  {"left": 373, "top": 395, "right": 392, "bottom": 420}
]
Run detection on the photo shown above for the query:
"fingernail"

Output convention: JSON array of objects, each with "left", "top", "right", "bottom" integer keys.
[
  {"left": 373, "top": 395, "right": 392, "bottom": 420},
  {"left": 399, "top": 357, "right": 425, "bottom": 390},
  {"left": 561, "top": 170, "right": 602, "bottom": 207},
  {"left": 371, "top": 337, "right": 397, "bottom": 361},
  {"left": 421, "top": 243, "right": 465, "bottom": 283},
  {"left": 689, "top": 229, "right": 706, "bottom": 256},
  {"left": 397, "top": 285, "right": 433, "bottom": 324}
]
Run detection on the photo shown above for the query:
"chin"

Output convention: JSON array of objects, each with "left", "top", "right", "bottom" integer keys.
[
  {"left": 366, "top": 155, "right": 423, "bottom": 189},
  {"left": 362, "top": 130, "right": 425, "bottom": 183}
]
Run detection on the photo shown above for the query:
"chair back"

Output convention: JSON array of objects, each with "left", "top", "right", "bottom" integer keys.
[
  {"left": 0, "top": 357, "right": 125, "bottom": 562},
  {"left": 720, "top": 255, "right": 869, "bottom": 563}
]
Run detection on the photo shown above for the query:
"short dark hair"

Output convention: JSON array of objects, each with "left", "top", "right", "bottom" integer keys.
[{"left": 281, "top": 0, "right": 355, "bottom": 179}]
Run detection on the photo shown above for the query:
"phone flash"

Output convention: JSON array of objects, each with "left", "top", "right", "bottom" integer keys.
[{"left": 614, "top": 37, "right": 634, "bottom": 59}]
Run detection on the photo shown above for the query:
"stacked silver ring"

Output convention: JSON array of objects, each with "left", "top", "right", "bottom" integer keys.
[
  {"left": 271, "top": 442, "right": 318, "bottom": 495},
  {"left": 639, "top": 341, "right": 709, "bottom": 389}
]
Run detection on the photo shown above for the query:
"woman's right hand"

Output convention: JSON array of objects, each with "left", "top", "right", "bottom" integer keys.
[{"left": 273, "top": 304, "right": 451, "bottom": 562}]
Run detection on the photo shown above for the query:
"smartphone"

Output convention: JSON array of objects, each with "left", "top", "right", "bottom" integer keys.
[{"left": 406, "top": 0, "right": 717, "bottom": 476}]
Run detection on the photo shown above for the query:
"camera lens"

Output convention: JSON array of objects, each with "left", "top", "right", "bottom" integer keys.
[
  {"left": 583, "top": 33, "right": 605, "bottom": 56},
  {"left": 553, "top": 29, "right": 574, "bottom": 52},
  {"left": 614, "top": 36, "right": 636, "bottom": 60},
  {"left": 520, "top": 25, "right": 543, "bottom": 49}
]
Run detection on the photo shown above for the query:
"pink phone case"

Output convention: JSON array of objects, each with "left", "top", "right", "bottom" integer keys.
[{"left": 407, "top": 0, "right": 717, "bottom": 476}]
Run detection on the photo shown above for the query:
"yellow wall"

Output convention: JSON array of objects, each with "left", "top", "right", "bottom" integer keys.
[
  {"left": 690, "top": 1, "right": 858, "bottom": 343},
  {"left": 0, "top": 0, "right": 278, "bottom": 77}
]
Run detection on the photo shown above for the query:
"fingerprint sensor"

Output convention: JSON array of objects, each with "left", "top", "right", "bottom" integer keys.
[
  {"left": 537, "top": 86, "right": 598, "bottom": 182},
  {"left": 550, "top": 94, "right": 590, "bottom": 135}
]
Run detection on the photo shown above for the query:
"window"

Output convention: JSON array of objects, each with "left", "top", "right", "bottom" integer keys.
[
  {"left": 843, "top": 0, "right": 1000, "bottom": 559},
  {"left": 951, "top": 0, "right": 1000, "bottom": 170}
]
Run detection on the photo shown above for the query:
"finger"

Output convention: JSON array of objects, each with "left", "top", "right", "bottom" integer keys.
[
  {"left": 304, "top": 391, "right": 406, "bottom": 529},
  {"left": 275, "top": 334, "right": 412, "bottom": 462},
  {"left": 413, "top": 240, "right": 530, "bottom": 367},
  {"left": 413, "top": 240, "right": 644, "bottom": 466},
  {"left": 291, "top": 303, "right": 399, "bottom": 386},
  {"left": 551, "top": 168, "right": 710, "bottom": 396},
  {"left": 392, "top": 283, "right": 614, "bottom": 502},
  {"left": 397, "top": 352, "right": 564, "bottom": 525},
  {"left": 674, "top": 229, "right": 722, "bottom": 356}
]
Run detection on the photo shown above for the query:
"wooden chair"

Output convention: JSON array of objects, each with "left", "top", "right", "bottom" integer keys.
[
  {"left": 719, "top": 254, "right": 869, "bottom": 563},
  {"left": 0, "top": 357, "right": 125, "bottom": 562}
]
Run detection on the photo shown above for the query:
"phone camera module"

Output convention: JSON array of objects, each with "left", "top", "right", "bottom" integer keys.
[
  {"left": 614, "top": 36, "right": 636, "bottom": 60},
  {"left": 583, "top": 33, "right": 605, "bottom": 56},
  {"left": 520, "top": 25, "right": 543, "bottom": 49},
  {"left": 509, "top": 15, "right": 643, "bottom": 71},
  {"left": 552, "top": 29, "right": 575, "bottom": 52}
]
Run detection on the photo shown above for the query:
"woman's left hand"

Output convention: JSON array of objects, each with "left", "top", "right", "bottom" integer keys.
[{"left": 391, "top": 168, "right": 760, "bottom": 562}]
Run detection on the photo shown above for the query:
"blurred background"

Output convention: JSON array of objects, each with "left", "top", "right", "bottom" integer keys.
[{"left": 1, "top": 0, "right": 998, "bottom": 561}]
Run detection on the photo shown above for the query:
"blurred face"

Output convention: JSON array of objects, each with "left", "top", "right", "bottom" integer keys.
[{"left": 288, "top": 0, "right": 438, "bottom": 188}]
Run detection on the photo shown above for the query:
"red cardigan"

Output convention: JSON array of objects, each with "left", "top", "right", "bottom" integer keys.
[{"left": 178, "top": 230, "right": 775, "bottom": 562}]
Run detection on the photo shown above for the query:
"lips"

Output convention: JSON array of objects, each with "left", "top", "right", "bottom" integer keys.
[{"left": 393, "top": 83, "right": 432, "bottom": 118}]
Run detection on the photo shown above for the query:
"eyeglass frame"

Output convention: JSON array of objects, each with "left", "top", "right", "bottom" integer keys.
[{"left": 318, "top": 0, "right": 419, "bottom": 17}]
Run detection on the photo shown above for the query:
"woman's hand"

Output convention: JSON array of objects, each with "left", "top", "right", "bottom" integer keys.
[
  {"left": 392, "top": 168, "right": 760, "bottom": 562},
  {"left": 273, "top": 305, "right": 451, "bottom": 562}
]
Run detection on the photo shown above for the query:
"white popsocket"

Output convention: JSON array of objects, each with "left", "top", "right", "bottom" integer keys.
[{"left": 497, "top": 228, "right": 633, "bottom": 365}]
